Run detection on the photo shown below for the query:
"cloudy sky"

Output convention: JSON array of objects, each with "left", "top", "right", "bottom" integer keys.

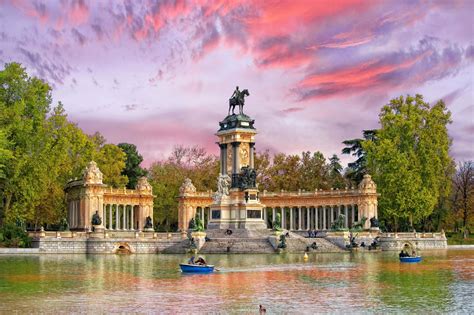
[{"left": 1, "top": 0, "right": 472, "bottom": 166}]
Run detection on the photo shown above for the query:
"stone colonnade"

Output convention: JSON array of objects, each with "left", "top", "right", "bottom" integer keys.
[
  {"left": 264, "top": 205, "right": 358, "bottom": 230},
  {"left": 65, "top": 161, "right": 154, "bottom": 232},
  {"left": 178, "top": 174, "right": 378, "bottom": 231},
  {"left": 102, "top": 204, "right": 139, "bottom": 230}
]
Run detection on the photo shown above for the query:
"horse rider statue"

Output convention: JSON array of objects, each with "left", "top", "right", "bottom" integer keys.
[{"left": 228, "top": 86, "right": 250, "bottom": 115}]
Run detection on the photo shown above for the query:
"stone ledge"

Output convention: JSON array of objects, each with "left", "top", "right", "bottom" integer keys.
[{"left": 0, "top": 248, "right": 40, "bottom": 254}]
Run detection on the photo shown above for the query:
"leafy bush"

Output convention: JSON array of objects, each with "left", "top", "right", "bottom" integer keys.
[{"left": 0, "top": 224, "right": 32, "bottom": 248}]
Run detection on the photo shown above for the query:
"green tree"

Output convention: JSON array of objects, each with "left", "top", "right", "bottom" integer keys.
[
  {"left": 328, "top": 154, "right": 345, "bottom": 189},
  {"left": 364, "top": 95, "right": 453, "bottom": 231},
  {"left": 94, "top": 144, "right": 128, "bottom": 188},
  {"left": 118, "top": 143, "right": 147, "bottom": 189},
  {"left": 269, "top": 153, "right": 301, "bottom": 191},
  {"left": 299, "top": 151, "right": 330, "bottom": 190},
  {"left": 148, "top": 145, "right": 218, "bottom": 230},
  {"left": 342, "top": 129, "right": 377, "bottom": 184},
  {"left": 254, "top": 150, "right": 272, "bottom": 190},
  {"left": 0, "top": 62, "right": 53, "bottom": 225}
]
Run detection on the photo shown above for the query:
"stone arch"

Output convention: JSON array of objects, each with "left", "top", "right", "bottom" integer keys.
[{"left": 113, "top": 242, "right": 134, "bottom": 254}]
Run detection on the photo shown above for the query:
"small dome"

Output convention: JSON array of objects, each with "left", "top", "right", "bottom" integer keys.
[{"left": 359, "top": 174, "right": 376, "bottom": 193}]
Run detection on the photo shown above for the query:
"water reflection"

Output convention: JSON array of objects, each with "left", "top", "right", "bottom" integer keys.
[{"left": 0, "top": 250, "right": 472, "bottom": 313}]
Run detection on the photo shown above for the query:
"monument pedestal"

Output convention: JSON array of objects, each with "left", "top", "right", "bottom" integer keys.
[{"left": 207, "top": 188, "right": 267, "bottom": 230}]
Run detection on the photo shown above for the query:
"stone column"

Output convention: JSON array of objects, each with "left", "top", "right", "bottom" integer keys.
[
  {"left": 263, "top": 207, "right": 267, "bottom": 224},
  {"left": 323, "top": 206, "right": 327, "bottom": 230},
  {"left": 231, "top": 142, "right": 240, "bottom": 187},
  {"left": 298, "top": 207, "right": 302, "bottom": 230},
  {"left": 102, "top": 204, "right": 106, "bottom": 229},
  {"left": 131, "top": 206, "right": 135, "bottom": 230},
  {"left": 307, "top": 208, "right": 310, "bottom": 230},
  {"left": 289, "top": 207, "right": 294, "bottom": 230},
  {"left": 330, "top": 206, "right": 334, "bottom": 226},
  {"left": 272, "top": 208, "right": 276, "bottom": 224},
  {"left": 122, "top": 205, "right": 126, "bottom": 230},
  {"left": 115, "top": 204, "right": 119, "bottom": 230},
  {"left": 249, "top": 143, "right": 255, "bottom": 169},
  {"left": 351, "top": 205, "right": 355, "bottom": 226},
  {"left": 315, "top": 207, "right": 319, "bottom": 230},
  {"left": 220, "top": 144, "right": 228, "bottom": 175},
  {"left": 281, "top": 208, "right": 285, "bottom": 230},
  {"left": 344, "top": 205, "right": 348, "bottom": 228}
]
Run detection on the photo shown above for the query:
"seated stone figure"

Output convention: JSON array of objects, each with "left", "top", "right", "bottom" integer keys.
[
  {"left": 370, "top": 216, "right": 379, "bottom": 228},
  {"left": 91, "top": 211, "right": 102, "bottom": 226},
  {"left": 144, "top": 216, "right": 153, "bottom": 229}
]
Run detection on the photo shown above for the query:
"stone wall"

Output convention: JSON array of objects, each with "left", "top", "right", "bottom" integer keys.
[{"left": 32, "top": 238, "right": 190, "bottom": 254}]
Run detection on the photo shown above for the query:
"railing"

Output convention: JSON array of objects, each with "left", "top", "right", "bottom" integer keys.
[
  {"left": 29, "top": 230, "right": 184, "bottom": 240},
  {"left": 380, "top": 232, "right": 446, "bottom": 239},
  {"left": 104, "top": 187, "right": 152, "bottom": 195},
  {"left": 261, "top": 188, "right": 361, "bottom": 197}
]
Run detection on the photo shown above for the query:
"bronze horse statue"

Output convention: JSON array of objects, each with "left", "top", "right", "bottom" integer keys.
[{"left": 228, "top": 89, "right": 250, "bottom": 115}]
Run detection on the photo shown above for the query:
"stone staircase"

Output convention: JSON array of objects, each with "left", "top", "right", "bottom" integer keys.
[
  {"left": 277, "top": 231, "right": 346, "bottom": 253},
  {"left": 200, "top": 229, "right": 275, "bottom": 253}
]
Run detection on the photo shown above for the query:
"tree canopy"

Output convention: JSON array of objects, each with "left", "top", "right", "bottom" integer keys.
[
  {"left": 118, "top": 143, "right": 147, "bottom": 189},
  {"left": 0, "top": 63, "right": 128, "bottom": 227},
  {"left": 364, "top": 94, "right": 453, "bottom": 230}
]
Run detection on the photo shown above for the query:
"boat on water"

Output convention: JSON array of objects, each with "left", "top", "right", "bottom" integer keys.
[
  {"left": 399, "top": 256, "right": 422, "bottom": 263},
  {"left": 180, "top": 256, "right": 215, "bottom": 273},
  {"left": 399, "top": 242, "right": 422, "bottom": 263},
  {"left": 179, "top": 263, "right": 215, "bottom": 273}
]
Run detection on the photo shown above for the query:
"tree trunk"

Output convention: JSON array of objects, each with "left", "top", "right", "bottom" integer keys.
[{"left": 1, "top": 193, "right": 12, "bottom": 225}]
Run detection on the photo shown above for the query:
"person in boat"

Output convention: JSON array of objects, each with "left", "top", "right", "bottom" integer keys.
[
  {"left": 195, "top": 256, "right": 207, "bottom": 265},
  {"left": 188, "top": 256, "right": 195, "bottom": 264}
]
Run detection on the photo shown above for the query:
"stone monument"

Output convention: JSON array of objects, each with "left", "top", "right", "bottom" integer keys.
[{"left": 207, "top": 87, "right": 267, "bottom": 230}]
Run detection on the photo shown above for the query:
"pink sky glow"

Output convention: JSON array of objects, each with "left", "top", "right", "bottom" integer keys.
[{"left": 0, "top": 0, "right": 472, "bottom": 167}]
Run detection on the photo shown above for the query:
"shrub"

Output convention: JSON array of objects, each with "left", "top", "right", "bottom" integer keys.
[{"left": 0, "top": 223, "right": 32, "bottom": 248}]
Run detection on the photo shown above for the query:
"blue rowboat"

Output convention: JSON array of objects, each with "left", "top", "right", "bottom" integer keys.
[
  {"left": 179, "top": 263, "right": 215, "bottom": 273},
  {"left": 400, "top": 256, "right": 422, "bottom": 263}
]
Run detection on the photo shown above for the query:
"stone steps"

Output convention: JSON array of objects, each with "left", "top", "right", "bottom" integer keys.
[{"left": 200, "top": 237, "right": 275, "bottom": 254}]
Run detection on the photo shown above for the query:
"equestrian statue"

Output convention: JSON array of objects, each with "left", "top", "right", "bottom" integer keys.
[{"left": 228, "top": 86, "right": 250, "bottom": 115}]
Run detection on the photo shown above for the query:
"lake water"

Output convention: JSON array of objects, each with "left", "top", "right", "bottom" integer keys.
[{"left": 0, "top": 250, "right": 472, "bottom": 314}]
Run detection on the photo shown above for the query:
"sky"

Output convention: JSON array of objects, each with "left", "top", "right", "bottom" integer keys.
[{"left": 0, "top": 0, "right": 473, "bottom": 167}]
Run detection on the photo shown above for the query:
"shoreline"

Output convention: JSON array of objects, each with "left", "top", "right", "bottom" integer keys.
[{"left": 1, "top": 245, "right": 473, "bottom": 255}]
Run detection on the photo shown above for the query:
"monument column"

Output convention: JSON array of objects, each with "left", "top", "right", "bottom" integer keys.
[
  {"left": 249, "top": 143, "right": 255, "bottom": 169},
  {"left": 219, "top": 144, "right": 228, "bottom": 175},
  {"left": 231, "top": 141, "right": 240, "bottom": 187}
]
